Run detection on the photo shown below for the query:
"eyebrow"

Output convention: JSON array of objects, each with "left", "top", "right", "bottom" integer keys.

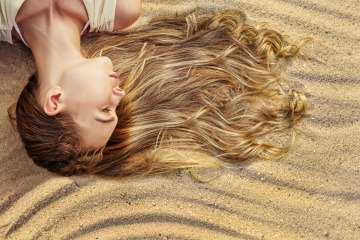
[{"left": 95, "top": 117, "right": 115, "bottom": 124}]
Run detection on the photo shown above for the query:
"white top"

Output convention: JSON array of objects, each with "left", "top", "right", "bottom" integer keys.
[
  {"left": 0, "top": 0, "right": 25, "bottom": 44},
  {"left": 0, "top": 0, "right": 117, "bottom": 46}
]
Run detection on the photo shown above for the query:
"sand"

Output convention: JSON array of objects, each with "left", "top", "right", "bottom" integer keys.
[{"left": 0, "top": 0, "right": 359, "bottom": 239}]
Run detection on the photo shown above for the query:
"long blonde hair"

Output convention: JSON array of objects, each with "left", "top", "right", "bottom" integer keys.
[
  {"left": 13, "top": 9, "right": 308, "bottom": 177},
  {"left": 81, "top": 9, "right": 307, "bottom": 177}
]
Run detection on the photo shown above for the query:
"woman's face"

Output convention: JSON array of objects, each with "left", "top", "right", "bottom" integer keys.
[{"left": 61, "top": 56, "right": 125, "bottom": 149}]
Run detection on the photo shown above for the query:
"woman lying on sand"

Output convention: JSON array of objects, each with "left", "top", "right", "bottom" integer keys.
[{"left": 3, "top": 0, "right": 308, "bottom": 177}]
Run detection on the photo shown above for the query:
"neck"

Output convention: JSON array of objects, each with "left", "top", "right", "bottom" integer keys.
[{"left": 18, "top": 7, "right": 86, "bottom": 87}]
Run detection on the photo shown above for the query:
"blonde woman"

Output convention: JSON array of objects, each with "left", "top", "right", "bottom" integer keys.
[{"left": 7, "top": 4, "right": 307, "bottom": 177}]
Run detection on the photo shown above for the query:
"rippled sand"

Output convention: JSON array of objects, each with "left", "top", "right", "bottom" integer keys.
[{"left": 0, "top": 0, "right": 359, "bottom": 239}]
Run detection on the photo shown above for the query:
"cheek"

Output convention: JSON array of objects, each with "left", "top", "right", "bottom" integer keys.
[
  {"left": 82, "top": 82, "right": 111, "bottom": 101},
  {"left": 64, "top": 72, "right": 112, "bottom": 108}
]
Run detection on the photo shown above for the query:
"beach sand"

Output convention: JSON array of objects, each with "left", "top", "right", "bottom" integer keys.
[{"left": 0, "top": 0, "right": 359, "bottom": 239}]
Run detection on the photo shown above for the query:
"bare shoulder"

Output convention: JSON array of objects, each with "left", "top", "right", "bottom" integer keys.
[
  {"left": 113, "top": 0, "right": 142, "bottom": 31},
  {"left": 15, "top": 0, "right": 49, "bottom": 23}
]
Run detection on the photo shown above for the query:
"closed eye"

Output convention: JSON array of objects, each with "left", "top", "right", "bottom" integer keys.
[{"left": 95, "top": 117, "right": 115, "bottom": 123}]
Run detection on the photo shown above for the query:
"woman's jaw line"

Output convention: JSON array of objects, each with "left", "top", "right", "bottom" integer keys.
[{"left": 36, "top": 53, "right": 87, "bottom": 109}]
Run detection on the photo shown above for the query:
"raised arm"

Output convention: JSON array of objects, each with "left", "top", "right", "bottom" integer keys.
[{"left": 113, "top": 0, "right": 142, "bottom": 31}]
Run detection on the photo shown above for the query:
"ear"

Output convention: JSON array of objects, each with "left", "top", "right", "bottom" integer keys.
[{"left": 43, "top": 86, "right": 64, "bottom": 116}]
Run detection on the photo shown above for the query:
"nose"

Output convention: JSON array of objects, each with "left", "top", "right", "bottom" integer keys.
[
  {"left": 112, "top": 87, "right": 125, "bottom": 106},
  {"left": 113, "top": 87, "right": 125, "bottom": 98}
]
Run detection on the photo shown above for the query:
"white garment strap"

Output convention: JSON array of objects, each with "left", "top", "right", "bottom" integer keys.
[
  {"left": 81, "top": 21, "right": 90, "bottom": 35},
  {"left": 13, "top": 22, "right": 29, "bottom": 47}
]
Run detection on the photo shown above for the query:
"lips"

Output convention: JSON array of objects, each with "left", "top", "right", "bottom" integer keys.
[
  {"left": 109, "top": 73, "right": 119, "bottom": 79},
  {"left": 109, "top": 72, "right": 120, "bottom": 87}
]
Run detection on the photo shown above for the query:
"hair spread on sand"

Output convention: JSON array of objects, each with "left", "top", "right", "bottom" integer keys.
[{"left": 11, "top": 9, "right": 308, "bottom": 177}]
